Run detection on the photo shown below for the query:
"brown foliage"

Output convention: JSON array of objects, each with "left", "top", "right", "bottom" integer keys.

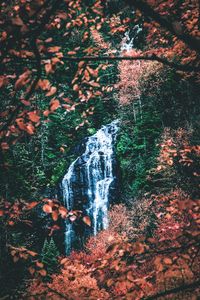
[{"left": 27, "top": 190, "right": 200, "bottom": 299}]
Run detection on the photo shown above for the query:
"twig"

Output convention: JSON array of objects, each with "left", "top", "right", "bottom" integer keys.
[
  {"left": 142, "top": 279, "right": 200, "bottom": 300},
  {"left": 126, "top": 0, "right": 200, "bottom": 54}
]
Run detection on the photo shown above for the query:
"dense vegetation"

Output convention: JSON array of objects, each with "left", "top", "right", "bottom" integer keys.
[{"left": 0, "top": 0, "right": 200, "bottom": 299}]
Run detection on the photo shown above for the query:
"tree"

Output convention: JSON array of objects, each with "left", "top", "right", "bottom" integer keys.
[
  {"left": 41, "top": 238, "right": 60, "bottom": 275},
  {"left": 0, "top": 0, "right": 199, "bottom": 151},
  {"left": 0, "top": 1, "right": 199, "bottom": 298}
]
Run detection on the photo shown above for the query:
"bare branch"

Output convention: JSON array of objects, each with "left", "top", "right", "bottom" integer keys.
[
  {"left": 125, "top": 0, "right": 200, "bottom": 54},
  {"left": 143, "top": 279, "right": 200, "bottom": 300},
  {"left": 6, "top": 54, "right": 200, "bottom": 72},
  {"left": 57, "top": 55, "right": 200, "bottom": 72},
  {"left": 0, "top": 38, "right": 42, "bottom": 133}
]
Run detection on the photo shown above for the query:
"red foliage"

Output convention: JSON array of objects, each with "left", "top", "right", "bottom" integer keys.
[{"left": 27, "top": 194, "right": 200, "bottom": 299}]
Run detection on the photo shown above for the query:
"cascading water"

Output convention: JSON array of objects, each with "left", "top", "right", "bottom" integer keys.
[{"left": 61, "top": 120, "right": 119, "bottom": 254}]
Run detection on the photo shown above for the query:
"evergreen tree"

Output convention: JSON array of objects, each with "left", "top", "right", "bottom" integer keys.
[{"left": 41, "top": 238, "right": 60, "bottom": 275}]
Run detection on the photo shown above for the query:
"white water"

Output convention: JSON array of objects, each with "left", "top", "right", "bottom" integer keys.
[
  {"left": 62, "top": 120, "right": 119, "bottom": 254},
  {"left": 121, "top": 25, "right": 142, "bottom": 52}
]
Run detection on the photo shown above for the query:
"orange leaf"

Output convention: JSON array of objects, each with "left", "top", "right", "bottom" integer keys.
[
  {"left": 45, "top": 63, "right": 53, "bottom": 74},
  {"left": 27, "top": 250, "right": 37, "bottom": 257},
  {"left": 28, "top": 111, "right": 40, "bottom": 123},
  {"left": 43, "top": 110, "right": 50, "bottom": 117},
  {"left": 163, "top": 257, "right": 173, "bottom": 265},
  {"left": 48, "top": 46, "right": 61, "bottom": 53},
  {"left": 26, "top": 201, "right": 38, "bottom": 210},
  {"left": 16, "top": 118, "right": 26, "bottom": 130},
  {"left": 83, "top": 216, "right": 91, "bottom": 226},
  {"left": 50, "top": 99, "right": 60, "bottom": 111},
  {"left": 60, "top": 147, "right": 65, "bottom": 153},
  {"left": 46, "top": 86, "right": 57, "bottom": 97},
  {"left": 68, "top": 51, "right": 76, "bottom": 55},
  {"left": 38, "top": 269, "right": 47, "bottom": 276},
  {"left": 26, "top": 123, "right": 35, "bottom": 135},
  {"left": 59, "top": 206, "right": 68, "bottom": 218},
  {"left": 52, "top": 211, "right": 59, "bottom": 221},
  {"left": 73, "top": 84, "right": 79, "bottom": 92},
  {"left": 36, "top": 261, "right": 44, "bottom": 268},
  {"left": 154, "top": 257, "right": 163, "bottom": 272},
  {"left": 60, "top": 257, "right": 68, "bottom": 265},
  {"left": 37, "top": 79, "right": 51, "bottom": 91},
  {"left": 8, "top": 221, "right": 15, "bottom": 226},
  {"left": 84, "top": 69, "right": 90, "bottom": 81},
  {"left": 43, "top": 204, "right": 52, "bottom": 213},
  {"left": 15, "top": 70, "right": 30, "bottom": 90}
]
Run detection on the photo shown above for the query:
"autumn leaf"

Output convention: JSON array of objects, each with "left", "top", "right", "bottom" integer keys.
[
  {"left": 8, "top": 220, "right": 15, "bottom": 226},
  {"left": 28, "top": 111, "right": 40, "bottom": 123},
  {"left": 43, "top": 204, "right": 52, "bottom": 213},
  {"left": 15, "top": 70, "right": 31, "bottom": 90},
  {"left": 68, "top": 51, "right": 76, "bottom": 55},
  {"left": 48, "top": 46, "right": 61, "bottom": 53},
  {"left": 36, "top": 261, "right": 44, "bottom": 268},
  {"left": 60, "top": 258, "right": 68, "bottom": 265},
  {"left": 73, "top": 84, "right": 79, "bottom": 92},
  {"left": 50, "top": 99, "right": 60, "bottom": 111},
  {"left": 154, "top": 257, "right": 163, "bottom": 272},
  {"left": 163, "top": 257, "right": 173, "bottom": 265},
  {"left": 37, "top": 79, "right": 51, "bottom": 91},
  {"left": 83, "top": 216, "right": 91, "bottom": 226},
  {"left": 45, "top": 63, "right": 53, "bottom": 74},
  {"left": 46, "top": 86, "right": 57, "bottom": 97},
  {"left": 43, "top": 110, "right": 50, "bottom": 117},
  {"left": 59, "top": 206, "right": 68, "bottom": 218},
  {"left": 27, "top": 250, "right": 37, "bottom": 257},
  {"left": 52, "top": 211, "right": 59, "bottom": 221},
  {"left": 26, "top": 123, "right": 35, "bottom": 135},
  {"left": 60, "top": 147, "right": 65, "bottom": 153},
  {"left": 38, "top": 269, "right": 47, "bottom": 276},
  {"left": 16, "top": 118, "right": 26, "bottom": 131},
  {"left": 26, "top": 201, "right": 38, "bottom": 210}
]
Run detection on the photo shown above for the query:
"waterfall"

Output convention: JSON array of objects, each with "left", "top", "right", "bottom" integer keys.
[
  {"left": 61, "top": 120, "right": 119, "bottom": 254},
  {"left": 120, "top": 25, "right": 142, "bottom": 52}
]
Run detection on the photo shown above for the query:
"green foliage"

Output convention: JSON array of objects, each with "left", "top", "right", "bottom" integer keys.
[
  {"left": 117, "top": 99, "right": 162, "bottom": 198},
  {"left": 41, "top": 238, "right": 60, "bottom": 275}
]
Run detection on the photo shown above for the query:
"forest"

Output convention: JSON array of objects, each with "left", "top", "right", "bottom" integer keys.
[{"left": 0, "top": 0, "right": 200, "bottom": 299}]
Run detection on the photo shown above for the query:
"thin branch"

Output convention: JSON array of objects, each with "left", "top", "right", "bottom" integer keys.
[
  {"left": 105, "top": 240, "right": 200, "bottom": 264},
  {"left": 0, "top": 38, "right": 42, "bottom": 133},
  {"left": 57, "top": 55, "right": 200, "bottom": 72},
  {"left": 4, "top": 54, "right": 200, "bottom": 72},
  {"left": 142, "top": 279, "right": 200, "bottom": 300},
  {"left": 46, "top": 286, "right": 69, "bottom": 299},
  {"left": 0, "top": 0, "right": 63, "bottom": 63},
  {"left": 126, "top": 0, "right": 200, "bottom": 54}
]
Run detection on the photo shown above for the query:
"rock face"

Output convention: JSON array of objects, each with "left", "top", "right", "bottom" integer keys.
[{"left": 61, "top": 120, "right": 119, "bottom": 254}]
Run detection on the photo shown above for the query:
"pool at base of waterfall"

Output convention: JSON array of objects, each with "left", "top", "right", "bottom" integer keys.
[{"left": 61, "top": 120, "right": 119, "bottom": 255}]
